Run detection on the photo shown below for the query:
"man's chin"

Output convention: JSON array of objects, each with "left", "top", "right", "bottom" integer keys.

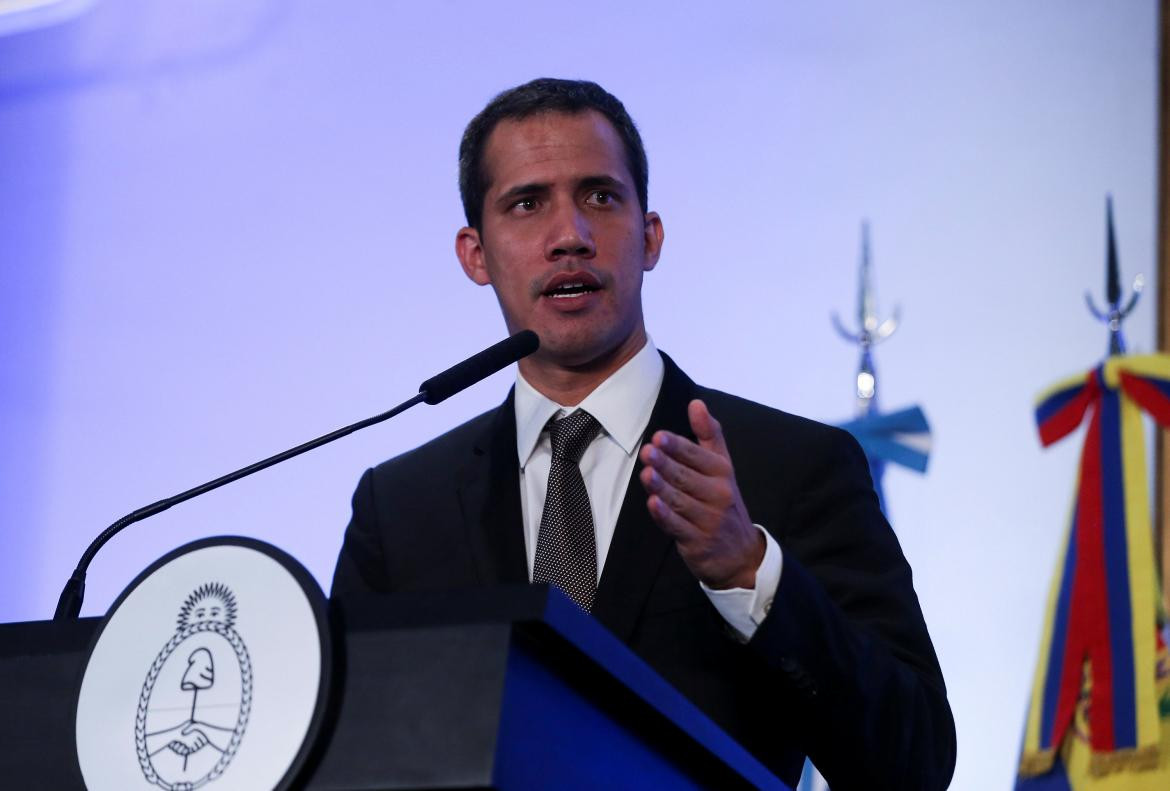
[{"left": 531, "top": 330, "right": 642, "bottom": 372}]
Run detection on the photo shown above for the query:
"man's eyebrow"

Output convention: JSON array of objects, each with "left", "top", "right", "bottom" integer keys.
[
  {"left": 496, "top": 182, "right": 549, "bottom": 204},
  {"left": 578, "top": 175, "right": 626, "bottom": 191}
]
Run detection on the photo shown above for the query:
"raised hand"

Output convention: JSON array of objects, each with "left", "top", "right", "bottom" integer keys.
[{"left": 639, "top": 399, "right": 764, "bottom": 589}]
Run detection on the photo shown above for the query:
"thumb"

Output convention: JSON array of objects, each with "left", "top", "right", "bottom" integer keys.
[{"left": 688, "top": 399, "right": 729, "bottom": 456}]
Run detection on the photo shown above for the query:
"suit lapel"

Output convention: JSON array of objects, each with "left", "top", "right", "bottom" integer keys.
[
  {"left": 592, "top": 353, "right": 697, "bottom": 641},
  {"left": 454, "top": 356, "right": 700, "bottom": 635},
  {"left": 456, "top": 390, "right": 529, "bottom": 586}
]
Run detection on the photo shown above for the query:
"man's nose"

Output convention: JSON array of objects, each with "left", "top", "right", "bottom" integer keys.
[{"left": 546, "top": 203, "right": 595, "bottom": 260}]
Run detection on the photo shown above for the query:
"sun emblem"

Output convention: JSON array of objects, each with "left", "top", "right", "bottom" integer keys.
[{"left": 177, "top": 582, "right": 238, "bottom": 631}]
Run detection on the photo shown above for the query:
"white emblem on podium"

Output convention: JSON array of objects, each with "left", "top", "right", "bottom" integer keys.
[
  {"left": 135, "top": 583, "right": 252, "bottom": 790},
  {"left": 76, "top": 538, "right": 330, "bottom": 791}
]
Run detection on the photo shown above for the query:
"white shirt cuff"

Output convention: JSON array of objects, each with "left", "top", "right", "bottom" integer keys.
[{"left": 700, "top": 525, "right": 783, "bottom": 641}]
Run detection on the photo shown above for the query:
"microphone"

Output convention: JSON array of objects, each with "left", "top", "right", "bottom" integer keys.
[
  {"left": 53, "top": 330, "right": 540, "bottom": 620},
  {"left": 419, "top": 329, "right": 538, "bottom": 404}
]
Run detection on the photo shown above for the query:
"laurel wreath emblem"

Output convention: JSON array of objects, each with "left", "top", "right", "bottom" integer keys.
[{"left": 134, "top": 620, "right": 252, "bottom": 791}]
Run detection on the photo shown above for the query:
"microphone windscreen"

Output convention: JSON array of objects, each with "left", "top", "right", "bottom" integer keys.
[{"left": 419, "top": 330, "right": 539, "bottom": 405}]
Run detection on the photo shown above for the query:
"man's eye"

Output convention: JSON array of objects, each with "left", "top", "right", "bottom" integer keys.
[
  {"left": 587, "top": 190, "right": 615, "bottom": 206},
  {"left": 512, "top": 198, "right": 538, "bottom": 212}
]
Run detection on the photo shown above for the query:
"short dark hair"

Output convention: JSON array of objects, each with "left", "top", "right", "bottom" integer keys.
[{"left": 458, "top": 78, "right": 649, "bottom": 230}]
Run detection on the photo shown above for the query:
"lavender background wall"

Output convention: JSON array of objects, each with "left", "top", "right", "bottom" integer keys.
[{"left": 0, "top": 1, "right": 1158, "bottom": 787}]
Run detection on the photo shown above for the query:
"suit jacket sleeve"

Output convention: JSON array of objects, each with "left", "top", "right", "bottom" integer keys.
[
  {"left": 746, "top": 425, "right": 955, "bottom": 790},
  {"left": 332, "top": 467, "right": 390, "bottom": 596}
]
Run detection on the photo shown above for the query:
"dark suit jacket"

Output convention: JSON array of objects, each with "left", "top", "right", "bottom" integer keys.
[{"left": 332, "top": 353, "right": 956, "bottom": 790}]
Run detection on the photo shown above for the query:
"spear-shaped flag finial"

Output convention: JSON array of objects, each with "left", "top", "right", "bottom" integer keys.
[
  {"left": 1106, "top": 195, "right": 1120, "bottom": 305},
  {"left": 1086, "top": 194, "right": 1143, "bottom": 356},
  {"left": 832, "top": 221, "right": 900, "bottom": 415}
]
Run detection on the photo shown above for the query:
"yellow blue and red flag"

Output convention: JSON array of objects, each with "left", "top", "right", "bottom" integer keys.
[{"left": 1017, "top": 354, "right": 1170, "bottom": 789}]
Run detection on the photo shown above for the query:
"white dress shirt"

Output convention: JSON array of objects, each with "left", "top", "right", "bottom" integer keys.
[{"left": 514, "top": 338, "right": 782, "bottom": 640}]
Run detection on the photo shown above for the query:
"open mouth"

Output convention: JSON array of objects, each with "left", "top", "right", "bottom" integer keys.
[
  {"left": 543, "top": 280, "right": 601, "bottom": 299},
  {"left": 541, "top": 271, "right": 603, "bottom": 300}
]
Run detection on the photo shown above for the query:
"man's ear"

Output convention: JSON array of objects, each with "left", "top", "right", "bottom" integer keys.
[
  {"left": 455, "top": 226, "right": 491, "bottom": 285},
  {"left": 642, "top": 211, "right": 664, "bottom": 272}
]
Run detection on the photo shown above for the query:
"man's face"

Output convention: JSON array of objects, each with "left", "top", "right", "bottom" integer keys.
[{"left": 456, "top": 110, "right": 663, "bottom": 371}]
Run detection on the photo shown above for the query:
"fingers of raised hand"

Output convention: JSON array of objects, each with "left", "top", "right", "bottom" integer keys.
[
  {"left": 687, "top": 399, "right": 730, "bottom": 456},
  {"left": 647, "top": 430, "right": 729, "bottom": 478},
  {"left": 643, "top": 491, "right": 694, "bottom": 540},
  {"left": 640, "top": 464, "right": 705, "bottom": 525},
  {"left": 642, "top": 439, "right": 735, "bottom": 510},
  {"left": 641, "top": 442, "right": 701, "bottom": 494},
  {"left": 639, "top": 461, "right": 735, "bottom": 560}
]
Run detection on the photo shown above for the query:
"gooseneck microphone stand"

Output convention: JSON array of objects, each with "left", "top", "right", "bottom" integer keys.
[{"left": 53, "top": 330, "right": 539, "bottom": 620}]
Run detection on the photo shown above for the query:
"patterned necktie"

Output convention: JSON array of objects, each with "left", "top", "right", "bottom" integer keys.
[{"left": 532, "top": 410, "right": 603, "bottom": 611}]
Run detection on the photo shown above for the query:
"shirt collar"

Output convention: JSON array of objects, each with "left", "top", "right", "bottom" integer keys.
[{"left": 514, "top": 337, "right": 665, "bottom": 469}]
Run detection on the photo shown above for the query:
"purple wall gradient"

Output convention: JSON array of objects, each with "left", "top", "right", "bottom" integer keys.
[{"left": 0, "top": 2, "right": 1158, "bottom": 787}]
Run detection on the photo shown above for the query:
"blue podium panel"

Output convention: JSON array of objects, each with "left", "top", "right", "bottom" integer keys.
[{"left": 495, "top": 646, "right": 709, "bottom": 790}]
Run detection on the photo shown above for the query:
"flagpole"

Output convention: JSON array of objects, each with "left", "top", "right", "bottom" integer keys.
[{"left": 1157, "top": 0, "right": 1169, "bottom": 616}]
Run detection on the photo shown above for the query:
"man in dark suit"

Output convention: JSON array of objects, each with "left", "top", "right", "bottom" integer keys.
[{"left": 333, "top": 78, "right": 956, "bottom": 789}]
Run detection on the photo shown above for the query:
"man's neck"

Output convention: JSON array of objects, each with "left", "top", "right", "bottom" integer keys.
[{"left": 519, "top": 331, "right": 648, "bottom": 407}]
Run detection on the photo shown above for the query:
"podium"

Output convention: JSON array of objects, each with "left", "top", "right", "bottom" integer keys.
[{"left": 0, "top": 586, "right": 788, "bottom": 790}]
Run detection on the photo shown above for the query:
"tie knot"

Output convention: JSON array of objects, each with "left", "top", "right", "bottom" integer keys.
[{"left": 547, "top": 410, "right": 602, "bottom": 464}]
